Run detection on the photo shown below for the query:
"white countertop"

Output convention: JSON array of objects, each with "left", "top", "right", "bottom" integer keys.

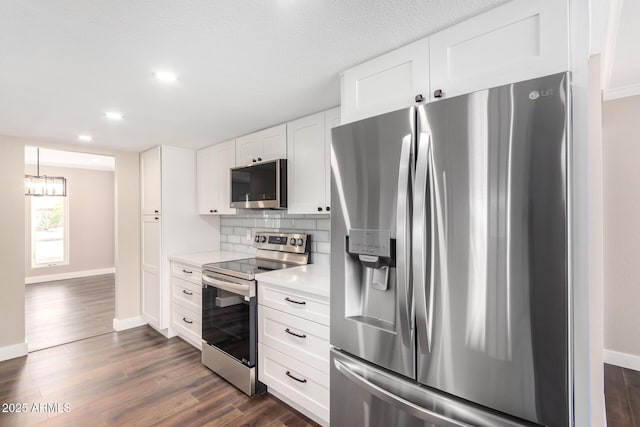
[
  {"left": 255, "top": 264, "right": 330, "bottom": 298},
  {"left": 169, "top": 250, "right": 249, "bottom": 268}
]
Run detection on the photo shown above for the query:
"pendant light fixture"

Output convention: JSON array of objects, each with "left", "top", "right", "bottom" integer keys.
[{"left": 24, "top": 147, "right": 67, "bottom": 197}]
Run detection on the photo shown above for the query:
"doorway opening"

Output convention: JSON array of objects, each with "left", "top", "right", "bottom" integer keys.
[{"left": 24, "top": 146, "right": 116, "bottom": 351}]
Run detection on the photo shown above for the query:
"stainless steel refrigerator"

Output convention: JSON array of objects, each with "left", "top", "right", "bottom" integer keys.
[{"left": 330, "top": 73, "right": 570, "bottom": 427}]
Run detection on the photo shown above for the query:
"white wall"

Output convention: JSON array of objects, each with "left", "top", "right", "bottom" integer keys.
[
  {"left": 0, "top": 135, "right": 141, "bottom": 359},
  {"left": 24, "top": 165, "right": 115, "bottom": 279},
  {"left": 0, "top": 138, "right": 26, "bottom": 357},
  {"left": 603, "top": 95, "right": 640, "bottom": 366}
]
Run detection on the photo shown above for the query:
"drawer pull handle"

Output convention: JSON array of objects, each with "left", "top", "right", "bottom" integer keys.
[
  {"left": 182, "top": 290, "right": 193, "bottom": 296},
  {"left": 182, "top": 317, "right": 193, "bottom": 324},
  {"left": 182, "top": 269, "right": 193, "bottom": 274},
  {"left": 285, "top": 328, "right": 306, "bottom": 339},
  {"left": 286, "top": 371, "right": 307, "bottom": 384},
  {"left": 285, "top": 297, "right": 306, "bottom": 305}
]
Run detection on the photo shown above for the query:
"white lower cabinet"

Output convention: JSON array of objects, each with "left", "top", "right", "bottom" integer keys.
[
  {"left": 259, "top": 343, "right": 329, "bottom": 424},
  {"left": 171, "top": 261, "right": 203, "bottom": 349},
  {"left": 258, "top": 282, "right": 330, "bottom": 426}
]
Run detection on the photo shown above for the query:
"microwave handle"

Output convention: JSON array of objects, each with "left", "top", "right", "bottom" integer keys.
[{"left": 202, "top": 275, "right": 250, "bottom": 297}]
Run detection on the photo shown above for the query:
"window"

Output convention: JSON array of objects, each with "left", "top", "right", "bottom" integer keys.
[{"left": 31, "top": 196, "right": 69, "bottom": 268}]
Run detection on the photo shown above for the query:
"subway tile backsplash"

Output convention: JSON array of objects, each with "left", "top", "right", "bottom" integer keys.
[{"left": 219, "top": 211, "right": 331, "bottom": 265}]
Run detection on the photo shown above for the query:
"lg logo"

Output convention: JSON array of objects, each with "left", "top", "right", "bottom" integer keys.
[{"left": 529, "top": 89, "right": 554, "bottom": 100}]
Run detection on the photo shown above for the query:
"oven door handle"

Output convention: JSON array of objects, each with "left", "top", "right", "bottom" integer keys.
[{"left": 202, "top": 275, "right": 250, "bottom": 297}]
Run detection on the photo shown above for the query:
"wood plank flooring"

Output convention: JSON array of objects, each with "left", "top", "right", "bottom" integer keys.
[
  {"left": 0, "top": 326, "right": 318, "bottom": 427},
  {"left": 605, "top": 363, "right": 640, "bottom": 426},
  {"left": 26, "top": 274, "right": 115, "bottom": 351}
]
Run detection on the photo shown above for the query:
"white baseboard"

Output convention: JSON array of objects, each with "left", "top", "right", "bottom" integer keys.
[
  {"left": 604, "top": 349, "right": 640, "bottom": 371},
  {"left": 113, "top": 316, "right": 147, "bottom": 332},
  {"left": 25, "top": 267, "right": 116, "bottom": 285},
  {"left": 0, "top": 341, "right": 28, "bottom": 362}
]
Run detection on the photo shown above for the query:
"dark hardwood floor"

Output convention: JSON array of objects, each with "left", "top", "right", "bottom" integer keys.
[
  {"left": 26, "top": 274, "right": 115, "bottom": 351},
  {"left": 605, "top": 363, "right": 640, "bottom": 426},
  {"left": 0, "top": 326, "right": 317, "bottom": 427}
]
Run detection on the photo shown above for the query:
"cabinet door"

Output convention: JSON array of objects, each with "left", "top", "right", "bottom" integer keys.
[
  {"left": 196, "top": 146, "right": 216, "bottom": 215},
  {"left": 236, "top": 133, "right": 262, "bottom": 166},
  {"left": 324, "top": 107, "right": 341, "bottom": 212},
  {"left": 287, "top": 112, "right": 327, "bottom": 214},
  {"left": 140, "top": 147, "right": 161, "bottom": 215},
  {"left": 197, "top": 140, "right": 236, "bottom": 215},
  {"left": 142, "top": 215, "right": 161, "bottom": 327},
  {"left": 341, "top": 37, "right": 429, "bottom": 124},
  {"left": 212, "top": 139, "right": 236, "bottom": 215},
  {"left": 429, "top": 0, "right": 569, "bottom": 100},
  {"left": 260, "top": 124, "right": 287, "bottom": 161}
]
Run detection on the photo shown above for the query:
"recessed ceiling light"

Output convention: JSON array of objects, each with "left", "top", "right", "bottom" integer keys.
[
  {"left": 78, "top": 134, "right": 93, "bottom": 142},
  {"left": 154, "top": 71, "right": 177, "bottom": 83},
  {"left": 105, "top": 111, "right": 123, "bottom": 120}
]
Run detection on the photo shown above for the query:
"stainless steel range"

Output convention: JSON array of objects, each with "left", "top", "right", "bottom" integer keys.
[{"left": 201, "top": 231, "right": 310, "bottom": 396}]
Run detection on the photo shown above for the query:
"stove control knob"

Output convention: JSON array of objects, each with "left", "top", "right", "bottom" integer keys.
[
  {"left": 290, "top": 238, "right": 296, "bottom": 246},
  {"left": 260, "top": 236, "right": 267, "bottom": 243},
  {"left": 255, "top": 236, "right": 260, "bottom": 243},
  {"left": 297, "top": 238, "right": 304, "bottom": 246}
]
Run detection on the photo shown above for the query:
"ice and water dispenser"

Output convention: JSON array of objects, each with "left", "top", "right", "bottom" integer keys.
[{"left": 344, "top": 229, "right": 396, "bottom": 331}]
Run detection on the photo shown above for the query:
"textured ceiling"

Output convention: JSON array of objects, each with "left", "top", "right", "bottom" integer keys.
[{"left": 0, "top": 0, "right": 507, "bottom": 152}]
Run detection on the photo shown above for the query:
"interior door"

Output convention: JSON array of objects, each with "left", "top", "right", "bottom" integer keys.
[{"left": 413, "top": 73, "right": 570, "bottom": 426}]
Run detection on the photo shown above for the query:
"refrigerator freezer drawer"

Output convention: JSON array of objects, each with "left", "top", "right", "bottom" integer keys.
[
  {"left": 259, "top": 305, "right": 330, "bottom": 373},
  {"left": 331, "top": 349, "right": 539, "bottom": 427},
  {"left": 259, "top": 343, "right": 329, "bottom": 423}
]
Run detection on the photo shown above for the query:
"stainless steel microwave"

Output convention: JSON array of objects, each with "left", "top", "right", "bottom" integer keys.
[{"left": 230, "top": 159, "right": 287, "bottom": 209}]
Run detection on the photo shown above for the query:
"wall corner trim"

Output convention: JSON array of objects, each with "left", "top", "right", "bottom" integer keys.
[
  {"left": 25, "top": 268, "right": 116, "bottom": 285},
  {"left": 112, "top": 316, "right": 147, "bottom": 332},
  {"left": 604, "top": 349, "right": 640, "bottom": 371},
  {"left": 0, "top": 341, "right": 28, "bottom": 362}
]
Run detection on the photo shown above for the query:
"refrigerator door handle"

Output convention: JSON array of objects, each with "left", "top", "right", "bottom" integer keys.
[
  {"left": 396, "top": 132, "right": 414, "bottom": 347},
  {"left": 414, "top": 131, "right": 434, "bottom": 353},
  {"left": 334, "top": 358, "right": 472, "bottom": 427}
]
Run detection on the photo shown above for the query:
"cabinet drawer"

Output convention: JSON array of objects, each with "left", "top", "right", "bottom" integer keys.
[
  {"left": 171, "top": 263, "right": 202, "bottom": 285},
  {"left": 172, "top": 277, "right": 202, "bottom": 311},
  {"left": 259, "top": 343, "right": 329, "bottom": 423},
  {"left": 258, "top": 284, "right": 329, "bottom": 326},
  {"left": 172, "top": 302, "right": 202, "bottom": 330},
  {"left": 259, "top": 306, "right": 329, "bottom": 373}
]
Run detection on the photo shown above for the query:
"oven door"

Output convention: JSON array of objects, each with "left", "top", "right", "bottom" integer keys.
[{"left": 202, "top": 272, "right": 257, "bottom": 367}]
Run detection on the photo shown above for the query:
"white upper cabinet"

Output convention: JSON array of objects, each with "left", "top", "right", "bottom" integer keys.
[
  {"left": 429, "top": 0, "right": 569, "bottom": 100},
  {"left": 341, "top": 37, "right": 429, "bottom": 124},
  {"left": 197, "top": 140, "right": 236, "bottom": 215},
  {"left": 235, "top": 124, "right": 287, "bottom": 166},
  {"left": 324, "top": 106, "right": 341, "bottom": 211},
  {"left": 287, "top": 107, "right": 340, "bottom": 215},
  {"left": 140, "top": 147, "right": 161, "bottom": 215}
]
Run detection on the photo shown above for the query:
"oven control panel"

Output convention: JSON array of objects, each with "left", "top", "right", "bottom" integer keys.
[{"left": 254, "top": 232, "right": 309, "bottom": 254}]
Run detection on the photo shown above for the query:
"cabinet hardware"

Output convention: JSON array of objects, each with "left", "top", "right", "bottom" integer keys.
[
  {"left": 154, "top": 217, "right": 159, "bottom": 220},
  {"left": 257, "top": 157, "right": 262, "bottom": 161},
  {"left": 326, "top": 206, "right": 330, "bottom": 211},
  {"left": 252, "top": 159, "right": 257, "bottom": 163},
  {"left": 415, "top": 94, "right": 425, "bottom": 102},
  {"left": 182, "top": 269, "right": 193, "bottom": 274},
  {"left": 213, "top": 209, "right": 218, "bottom": 213},
  {"left": 154, "top": 210, "right": 159, "bottom": 213},
  {"left": 182, "top": 289, "right": 193, "bottom": 296},
  {"left": 433, "top": 89, "right": 444, "bottom": 98},
  {"left": 210, "top": 209, "right": 214, "bottom": 213},
  {"left": 286, "top": 371, "right": 307, "bottom": 383},
  {"left": 285, "top": 328, "right": 306, "bottom": 339},
  {"left": 285, "top": 297, "right": 306, "bottom": 305},
  {"left": 182, "top": 317, "right": 193, "bottom": 324},
  {"left": 317, "top": 207, "right": 323, "bottom": 212}
]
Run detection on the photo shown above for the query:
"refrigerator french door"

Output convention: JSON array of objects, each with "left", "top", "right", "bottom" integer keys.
[{"left": 330, "top": 73, "right": 570, "bottom": 427}]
